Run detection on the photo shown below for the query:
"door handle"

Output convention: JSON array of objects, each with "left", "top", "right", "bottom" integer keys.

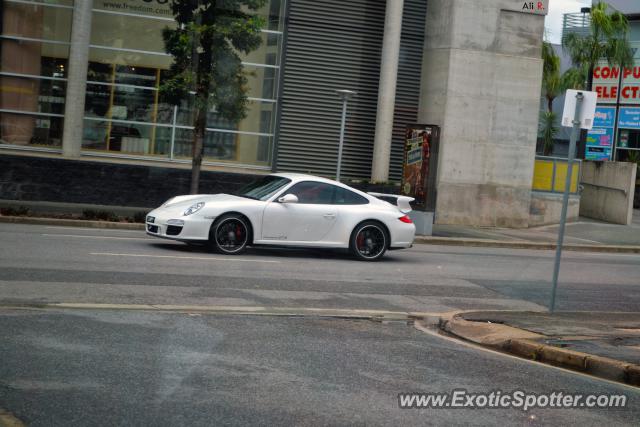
[{"left": 323, "top": 213, "right": 336, "bottom": 218}]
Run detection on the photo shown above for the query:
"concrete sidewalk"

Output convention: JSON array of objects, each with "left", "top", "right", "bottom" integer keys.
[
  {"left": 433, "top": 210, "right": 640, "bottom": 247},
  {"left": 439, "top": 311, "right": 640, "bottom": 386}
]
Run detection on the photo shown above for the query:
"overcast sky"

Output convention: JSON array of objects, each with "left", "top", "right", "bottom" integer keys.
[{"left": 545, "top": 0, "right": 592, "bottom": 44}]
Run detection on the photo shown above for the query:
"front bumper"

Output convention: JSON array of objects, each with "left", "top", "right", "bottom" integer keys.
[{"left": 145, "top": 210, "right": 212, "bottom": 241}]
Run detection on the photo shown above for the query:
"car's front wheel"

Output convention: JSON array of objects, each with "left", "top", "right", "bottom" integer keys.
[
  {"left": 350, "top": 221, "right": 388, "bottom": 261},
  {"left": 209, "top": 214, "right": 250, "bottom": 254}
]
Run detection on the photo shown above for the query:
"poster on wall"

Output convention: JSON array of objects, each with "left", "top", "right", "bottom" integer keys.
[
  {"left": 401, "top": 125, "right": 439, "bottom": 212},
  {"left": 585, "top": 106, "right": 615, "bottom": 161},
  {"left": 618, "top": 107, "right": 640, "bottom": 129}
]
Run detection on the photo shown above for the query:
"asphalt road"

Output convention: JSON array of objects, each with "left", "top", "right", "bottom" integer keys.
[
  {"left": 1, "top": 309, "right": 638, "bottom": 426},
  {"left": 0, "top": 223, "right": 638, "bottom": 312}
]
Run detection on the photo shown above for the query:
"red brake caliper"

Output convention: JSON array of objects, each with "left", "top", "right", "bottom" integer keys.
[
  {"left": 236, "top": 224, "right": 243, "bottom": 240},
  {"left": 356, "top": 232, "right": 364, "bottom": 249}
]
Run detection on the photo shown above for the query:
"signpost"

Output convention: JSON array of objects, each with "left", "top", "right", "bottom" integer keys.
[{"left": 550, "top": 90, "right": 597, "bottom": 313}]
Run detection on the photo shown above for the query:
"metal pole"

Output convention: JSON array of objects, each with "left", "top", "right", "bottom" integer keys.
[
  {"left": 549, "top": 92, "right": 583, "bottom": 313},
  {"left": 169, "top": 105, "right": 178, "bottom": 160},
  {"left": 336, "top": 97, "right": 348, "bottom": 181}
]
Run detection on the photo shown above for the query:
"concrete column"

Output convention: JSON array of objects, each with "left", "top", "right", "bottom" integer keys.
[
  {"left": 62, "top": 0, "right": 93, "bottom": 158},
  {"left": 371, "top": 0, "right": 404, "bottom": 183},
  {"left": 417, "top": 0, "right": 547, "bottom": 227}
]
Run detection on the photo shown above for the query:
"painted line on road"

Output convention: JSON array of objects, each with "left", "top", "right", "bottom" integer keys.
[
  {"left": 90, "top": 252, "right": 281, "bottom": 263},
  {"left": 42, "top": 233, "right": 152, "bottom": 241},
  {"left": 45, "top": 226, "right": 143, "bottom": 233}
]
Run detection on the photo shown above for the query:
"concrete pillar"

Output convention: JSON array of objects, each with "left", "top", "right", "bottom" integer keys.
[
  {"left": 418, "top": 0, "right": 547, "bottom": 227},
  {"left": 62, "top": 0, "right": 93, "bottom": 158},
  {"left": 371, "top": 0, "right": 404, "bottom": 183}
]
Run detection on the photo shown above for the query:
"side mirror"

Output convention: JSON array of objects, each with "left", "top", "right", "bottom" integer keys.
[{"left": 278, "top": 194, "right": 299, "bottom": 204}]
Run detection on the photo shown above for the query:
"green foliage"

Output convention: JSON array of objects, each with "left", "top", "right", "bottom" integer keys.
[
  {"left": 539, "top": 111, "right": 558, "bottom": 156},
  {"left": 542, "top": 42, "right": 561, "bottom": 112},
  {"left": 160, "top": 0, "right": 267, "bottom": 123},
  {"left": 561, "top": 66, "right": 587, "bottom": 91},
  {"left": 82, "top": 210, "right": 120, "bottom": 222},
  {"left": 562, "top": 1, "right": 634, "bottom": 88},
  {"left": 0, "top": 206, "right": 30, "bottom": 216}
]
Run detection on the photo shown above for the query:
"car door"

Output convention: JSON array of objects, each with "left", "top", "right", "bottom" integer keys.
[{"left": 261, "top": 181, "right": 338, "bottom": 242}]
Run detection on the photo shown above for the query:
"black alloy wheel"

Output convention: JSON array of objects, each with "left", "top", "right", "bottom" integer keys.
[
  {"left": 210, "top": 214, "right": 250, "bottom": 254},
  {"left": 350, "top": 221, "right": 387, "bottom": 261}
]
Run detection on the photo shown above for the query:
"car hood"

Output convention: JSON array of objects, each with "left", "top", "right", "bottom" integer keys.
[{"left": 161, "top": 193, "right": 250, "bottom": 209}]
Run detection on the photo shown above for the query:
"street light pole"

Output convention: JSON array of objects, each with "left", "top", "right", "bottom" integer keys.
[{"left": 335, "top": 89, "right": 356, "bottom": 181}]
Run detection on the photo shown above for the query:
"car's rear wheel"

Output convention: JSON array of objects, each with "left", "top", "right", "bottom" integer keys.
[
  {"left": 350, "top": 221, "right": 388, "bottom": 261},
  {"left": 209, "top": 214, "right": 250, "bottom": 254}
]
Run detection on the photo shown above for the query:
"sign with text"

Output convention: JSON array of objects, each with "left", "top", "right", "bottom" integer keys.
[
  {"left": 592, "top": 42, "right": 640, "bottom": 104},
  {"left": 507, "top": 1, "right": 549, "bottom": 15},
  {"left": 586, "top": 106, "right": 615, "bottom": 161},
  {"left": 618, "top": 107, "right": 640, "bottom": 129}
]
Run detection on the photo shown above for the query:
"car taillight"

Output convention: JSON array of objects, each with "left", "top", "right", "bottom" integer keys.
[{"left": 398, "top": 215, "right": 412, "bottom": 224}]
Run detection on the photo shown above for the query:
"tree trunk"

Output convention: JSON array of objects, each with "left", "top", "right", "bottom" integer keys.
[
  {"left": 547, "top": 96, "right": 554, "bottom": 114},
  {"left": 190, "top": 108, "right": 206, "bottom": 195}
]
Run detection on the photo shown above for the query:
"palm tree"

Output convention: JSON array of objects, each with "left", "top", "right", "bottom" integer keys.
[
  {"left": 539, "top": 43, "right": 585, "bottom": 155},
  {"left": 562, "top": 1, "right": 634, "bottom": 91},
  {"left": 542, "top": 42, "right": 561, "bottom": 113}
]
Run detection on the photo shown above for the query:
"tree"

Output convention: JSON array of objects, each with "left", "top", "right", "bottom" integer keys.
[
  {"left": 161, "top": 0, "right": 266, "bottom": 194},
  {"left": 542, "top": 42, "right": 561, "bottom": 113},
  {"left": 562, "top": 1, "right": 634, "bottom": 92},
  {"left": 539, "top": 42, "right": 585, "bottom": 155}
]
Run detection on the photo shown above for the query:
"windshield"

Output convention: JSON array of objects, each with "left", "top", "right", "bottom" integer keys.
[{"left": 236, "top": 176, "right": 291, "bottom": 201}]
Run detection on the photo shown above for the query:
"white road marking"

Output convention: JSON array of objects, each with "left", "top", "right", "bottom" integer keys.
[
  {"left": 90, "top": 252, "right": 280, "bottom": 263},
  {"left": 45, "top": 226, "right": 143, "bottom": 233},
  {"left": 42, "top": 234, "right": 151, "bottom": 241}
]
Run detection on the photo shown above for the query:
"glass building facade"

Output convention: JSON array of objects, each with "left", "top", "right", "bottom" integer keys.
[{"left": 0, "top": 0, "right": 286, "bottom": 168}]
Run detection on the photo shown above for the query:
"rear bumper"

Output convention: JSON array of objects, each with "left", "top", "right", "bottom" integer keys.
[{"left": 390, "top": 222, "right": 415, "bottom": 248}]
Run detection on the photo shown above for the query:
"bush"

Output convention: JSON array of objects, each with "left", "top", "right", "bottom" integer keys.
[
  {"left": 0, "top": 206, "right": 30, "bottom": 216},
  {"left": 82, "top": 209, "right": 120, "bottom": 222}
]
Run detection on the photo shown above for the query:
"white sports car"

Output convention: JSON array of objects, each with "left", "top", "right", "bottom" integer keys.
[{"left": 145, "top": 173, "right": 416, "bottom": 260}]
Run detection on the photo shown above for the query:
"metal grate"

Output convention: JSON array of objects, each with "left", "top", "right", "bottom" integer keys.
[{"left": 276, "top": 0, "right": 427, "bottom": 182}]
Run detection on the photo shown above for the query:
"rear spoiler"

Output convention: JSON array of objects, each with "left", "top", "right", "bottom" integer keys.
[{"left": 367, "top": 192, "right": 415, "bottom": 213}]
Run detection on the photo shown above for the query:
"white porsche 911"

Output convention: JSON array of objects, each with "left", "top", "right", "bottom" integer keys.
[{"left": 145, "top": 173, "right": 416, "bottom": 260}]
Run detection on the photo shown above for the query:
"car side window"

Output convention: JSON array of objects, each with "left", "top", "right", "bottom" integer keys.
[
  {"left": 285, "top": 181, "right": 335, "bottom": 204},
  {"left": 333, "top": 186, "right": 369, "bottom": 205}
]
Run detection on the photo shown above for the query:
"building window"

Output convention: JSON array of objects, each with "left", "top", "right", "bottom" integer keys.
[
  {"left": 0, "top": 0, "right": 73, "bottom": 149},
  {"left": 1, "top": 0, "right": 286, "bottom": 169}
]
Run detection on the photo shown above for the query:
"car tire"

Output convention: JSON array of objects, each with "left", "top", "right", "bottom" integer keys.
[
  {"left": 209, "top": 214, "right": 250, "bottom": 255},
  {"left": 349, "top": 221, "right": 388, "bottom": 261}
]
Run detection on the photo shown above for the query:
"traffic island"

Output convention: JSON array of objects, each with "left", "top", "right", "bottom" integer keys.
[{"left": 436, "top": 311, "right": 640, "bottom": 387}]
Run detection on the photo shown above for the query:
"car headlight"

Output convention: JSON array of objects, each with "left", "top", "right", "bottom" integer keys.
[{"left": 183, "top": 202, "right": 205, "bottom": 216}]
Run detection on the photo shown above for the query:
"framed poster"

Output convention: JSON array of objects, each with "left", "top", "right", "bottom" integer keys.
[{"left": 401, "top": 125, "right": 439, "bottom": 212}]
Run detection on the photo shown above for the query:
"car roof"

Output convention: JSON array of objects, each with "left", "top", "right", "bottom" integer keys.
[{"left": 271, "top": 172, "right": 351, "bottom": 187}]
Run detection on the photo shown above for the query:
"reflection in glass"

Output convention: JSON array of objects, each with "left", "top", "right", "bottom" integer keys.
[{"left": 0, "top": 113, "right": 63, "bottom": 147}]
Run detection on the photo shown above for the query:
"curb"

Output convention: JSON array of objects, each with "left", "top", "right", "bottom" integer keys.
[
  {"left": 0, "top": 216, "right": 145, "bottom": 230},
  {"left": 439, "top": 314, "right": 640, "bottom": 387},
  {"left": 415, "top": 236, "right": 640, "bottom": 254}
]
